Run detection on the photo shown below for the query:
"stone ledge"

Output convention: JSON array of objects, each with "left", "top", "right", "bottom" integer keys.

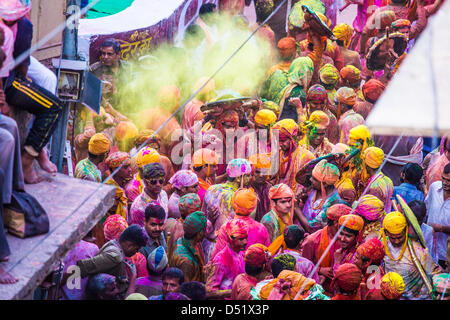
[{"left": 0, "top": 172, "right": 115, "bottom": 300}]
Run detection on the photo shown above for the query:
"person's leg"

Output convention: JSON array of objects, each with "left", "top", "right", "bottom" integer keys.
[{"left": 0, "top": 115, "right": 25, "bottom": 201}]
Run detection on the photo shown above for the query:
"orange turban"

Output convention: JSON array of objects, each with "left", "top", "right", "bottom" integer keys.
[
  {"left": 356, "top": 238, "right": 385, "bottom": 264},
  {"left": 336, "top": 86, "right": 357, "bottom": 106},
  {"left": 232, "top": 188, "right": 258, "bottom": 216},
  {"left": 192, "top": 148, "right": 219, "bottom": 168},
  {"left": 244, "top": 244, "right": 269, "bottom": 267},
  {"left": 269, "top": 183, "right": 295, "bottom": 225},
  {"left": 88, "top": 133, "right": 111, "bottom": 155},
  {"left": 340, "top": 65, "right": 361, "bottom": 85},
  {"left": 277, "top": 37, "right": 296, "bottom": 58},
  {"left": 333, "top": 263, "right": 363, "bottom": 292},
  {"left": 225, "top": 218, "right": 249, "bottom": 239},
  {"left": 362, "top": 79, "right": 385, "bottom": 103},
  {"left": 114, "top": 121, "right": 138, "bottom": 142},
  {"left": 326, "top": 203, "right": 352, "bottom": 221},
  {"left": 362, "top": 146, "right": 385, "bottom": 169},
  {"left": 391, "top": 19, "right": 411, "bottom": 30},
  {"left": 248, "top": 153, "right": 272, "bottom": 169},
  {"left": 312, "top": 159, "right": 340, "bottom": 185},
  {"left": 339, "top": 214, "right": 364, "bottom": 232}
]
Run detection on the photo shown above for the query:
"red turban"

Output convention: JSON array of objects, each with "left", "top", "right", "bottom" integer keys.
[
  {"left": 225, "top": 218, "right": 249, "bottom": 239},
  {"left": 326, "top": 204, "right": 352, "bottom": 221},
  {"left": 356, "top": 238, "right": 385, "bottom": 264},
  {"left": 362, "top": 79, "right": 386, "bottom": 102},
  {"left": 277, "top": 37, "right": 296, "bottom": 58},
  {"left": 244, "top": 244, "right": 269, "bottom": 267},
  {"left": 333, "top": 263, "right": 363, "bottom": 292},
  {"left": 340, "top": 65, "right": 361, "bottom": 85}
]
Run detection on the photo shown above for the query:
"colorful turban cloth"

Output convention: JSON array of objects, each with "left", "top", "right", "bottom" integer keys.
[
  {"left": 178, "top": 193, "right": 202, "bottom": 218},
  {"left": 433, "top": 273, "right": 450, "bottom": 294},
  {"left": 0, "top": 0, "right": 31, "bottom": 21},
  {"left": 232, "top": 188, "right": 258, "bottom": 216},
  {"left": 339, "top": 214, "right": 364, "bottom": 232},
  {"left": 169, "top": 170, "right": 198, "bottom": 190},
  {"left": 333, "top": 23, "right": 353, "bottom": 48},
  {"left": 262, "top": 101, "right": 280, "bottom": 115},
  {"left": 356, "top": 238, "right": 385, "bottom": 264},
  {"left": 225, "top": 218, "right": 249, "bottom": 240},
  {"left": 272, "top": 119, "right": 298, "bottom": 140},
  {"left": 333, "top": 263, "right": 363, "bottom": 292},
  {"left": 114, "top": 121, "right": 138, "bottom": 142},
  {"left": 336, "top": 86, "right": 357, "bottom": 106},
  {"left": 319, "top": 64, "right": 339, "bottom": 86},
  {"left": 326, "top": 203, "right": 352, "bottom": 221},
  {"left": 133, "top": 146, "right": 161, "bottom": 168},
  {"left": 380, "top": 272, "right": 405, "bottom": 299},
  {"left": 312, "top": 159, "right": 340, "bottom": 185},
  {"left": 244, "top": 244, "right": 269, "bottom": 267},
  {"left": 362, "top": 79, "right": 386, "bottom": 103},
  {"left": 307, "top": 110, "right": 330, "bottom": 130},
  {"left": 391, "top": 19, "right": 411, "bottom": 31},
  {"left": 383, "top": 211, "right": 407, "bottom": 235},
  {"left": 340, "top": 66, "right": 361, "bottom": 86},
  {"left": 362, "top": 146, "right": 385, "bottom": 169},
  {"left": 134, "top": 129, "right": 162, "bottom": 149},
  {"left": 277, "top": 37, "right": 297, "bottom": 58},
  {"left": 248, "top": 153, "right": 272, "bottom": 169},
  {"left": 273, "top": 253, "right": 297, "bottom": 271},
  {"left": 226, "top": 158, "right": 252, "bottom": 178},
  {"left": 306, "top": 84, "right": 328, "bottom": 103},
  {"left": 142, "top": 162, "right": 166, "bottom": 179},
  {"left": 183, "top": 211, "right": 207, "bottom": 236},
  {"left": 125, "top": 293, "right": 148, "bottom": 300},
  {"left": 355, "top": 194, "right": 385, "bottom": 221},
  {"left": 88, "top": 133, "right": 111, "bottom": 155},
  {"left": 147, "top": 246, "right": 168, "bottom": 273},
  {"left": 269, "top": 183, "right": 294, "bottom": 201},
  {"left": 192, "top": 148, "right": 219, "bottom": 168},
  {"left": 103, "top": 214, "right": 128, "bottom": 241},
  {"left": 347, "top": 125, "right": 372, "bottom": 149},
  {"left": 106, "top": 151, "right": 131, "bottom": 169},
  {"left": 255, "top": 109, "right": 277, "bottom": 127}
]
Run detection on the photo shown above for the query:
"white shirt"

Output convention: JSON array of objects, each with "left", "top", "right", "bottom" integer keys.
[{"left": 425, "top": 181, "right": 450, "bottom": 261}]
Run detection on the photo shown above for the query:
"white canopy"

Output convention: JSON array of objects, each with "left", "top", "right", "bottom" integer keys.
[{"left": 366, "top": 0, "right": 450, "bottom": 137}]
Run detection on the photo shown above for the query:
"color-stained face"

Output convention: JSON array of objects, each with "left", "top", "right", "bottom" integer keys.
[
  {"left": 279, "top": 138, "right": 292, "bottom": 152},
  {"left": 310, "top": 175, "right": 322, "bottom": 191},
  {"left": 100, "top": 46, "right": 120, "bottom": 67},
  {"left": 162, "top": 277, "right": 181, "bottom": 297},
  {"left": 310, "top": 128, "right": 327, "bottom": 146},
  {"left": 253, "top": 168, "right": 269, "bottom": 184},
  {"left": 182, "top": 183, "right": 200, "bottom": 195},
  {"left": 116, "top": 161, "right": 132, "bottom": 183},
  {"left": 353, "top": 250, "right": 370, "bottom": 271},
  {"left": 145, "top": 217, "right": 164, "bottom": 240},
  {"left": 143, "top": 175, "right": 164, "bottom": 195},
  {"left": 230, "top": 235, "right": 248, "bottom": 252},
  {"left": 386, "top": 229, "right": 406, "bottom": 248},
  {"left": 337, "top": 228, "right": 357, "bottom": 250},
  {"left": 308, "top": 100, "right": 327, "bottom": 112},
  {"left": 273, "top": 197, "right": 293, "bottom": 215}
]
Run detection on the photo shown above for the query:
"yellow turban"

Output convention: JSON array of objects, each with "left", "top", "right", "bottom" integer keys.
[
  {"left": 133, "top": 146, "right": 161, "bottom": 168},
  {"left": 88, "top": 133, "right": 111, "bottom": 155},
  {"left": 339, "top": 214, "right": 365, "bottom": 232},
  {"left": 309, "top": 110, "right": 330, "bottom": 130},
  {"left": 319, "top": 63, "right": 339, "bottom": 86},
  {"left": 380, "top": 272, "right": 405, "bottom": 300},
  {"left": 362, "top": 146, "right": 385, "bottom": 169},
  {"left": 383, "top": 211, "right": 407, "bottom": 234},
  {"left": 348, "top": 125, "right": 372, "bottom": 148},
  {"left": 333, "top": 23, "right": 354, "bottom": 48},
  {"left": 255, "top": 109, "right": 277, "bottom": 127}
]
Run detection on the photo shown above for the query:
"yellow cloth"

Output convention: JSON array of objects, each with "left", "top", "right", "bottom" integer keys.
[
  {"left": 333, "top": 23, "right": 354, "bottom": 48},
  {"left": 248, "top": 153, "right": 272, "bottom": 169},
  {"left": 362, "top": 146, "right": 385, "bottom": 169},
  {"left": 105, "top": 179, "right": 128, "bottom": 220},
  {"left": 348, "top": 125, "right": 371, "bottom": 148},
  {"left": 133, "top": 147, "right": 160, "bottom": 169},
  {"left": 307, "top": 110, "right": 330, "bottom": 130},
  {"left": 255, "top": 109, "right": 277, "bottom": 127},
  {"left": 259, "top": 270, "right": 316, "bottom": 300},
  {"left": 380, "top": 272, "right": 405, "bottom": 299},
  {"left": 319, "top": 63, "right": 339, "bottom": 85},
  {"left": 88, "top": 133, "right": 111, "bottom": 155},
  {"left": 383, "top": 211, "right": 407, "bottom": 234},
  {"left": 273, "top": 118, "right": 298, "bottom": 137}
]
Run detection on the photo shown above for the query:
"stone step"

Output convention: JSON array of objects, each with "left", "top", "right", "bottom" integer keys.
[{"left": 0, "top": 171, "right": 115, "bottom": 300}]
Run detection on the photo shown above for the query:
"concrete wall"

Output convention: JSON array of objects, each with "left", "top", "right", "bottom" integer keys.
[{"left": 30, "top": 0, "right": 66, "bottom": 61}]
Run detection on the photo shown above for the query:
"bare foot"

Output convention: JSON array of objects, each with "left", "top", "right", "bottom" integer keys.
[
  {"left": 21, "top": 152, "right": 43, "bottom": 184},
  {"left": 0, "top": 266, "right": 18, "bottom": 284},
  {"left": 37, "top": 150, "right": 57, "bottom": 174}
]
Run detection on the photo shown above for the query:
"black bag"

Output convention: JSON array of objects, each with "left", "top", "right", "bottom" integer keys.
[
  {"left": 3, "top": 190, "right": 50, "bottom": 238},
  {"left": 4, "top": 75, "right": 62, "bottom": 113}
]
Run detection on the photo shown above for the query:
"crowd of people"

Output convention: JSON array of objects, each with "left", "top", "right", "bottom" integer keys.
[{"left": 0, "top": 0, "right": 449, "bottom": 301}]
